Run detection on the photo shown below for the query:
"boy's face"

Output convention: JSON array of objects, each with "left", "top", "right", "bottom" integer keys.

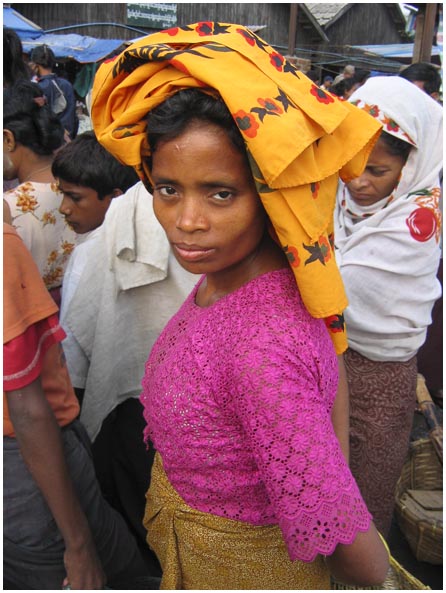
[{"left": 57, "top": 180, "right": 114, "bottom": 234}]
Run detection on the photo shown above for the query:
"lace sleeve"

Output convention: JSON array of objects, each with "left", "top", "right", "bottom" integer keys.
[{"left": 229, "top": 315, "right": 371, "bottom": 562}]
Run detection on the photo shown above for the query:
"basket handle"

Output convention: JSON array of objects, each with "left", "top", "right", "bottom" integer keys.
[{"left": 416, "top": 374, "right": 443, "bottom": 464}]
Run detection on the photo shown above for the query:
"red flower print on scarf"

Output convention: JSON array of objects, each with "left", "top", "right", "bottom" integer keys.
[
  {"left": 162, "top": 27, "right": 180, "bottom": 36},
  {"left": 284, "top": 245, "right": 300, "bottom": 268},
  {"left": 270, "top": 52, "right": 285, "bottom": 71},
  {"left": 361, "top": 103, "right": 380, "bottom": 118},
  {"left": 311, "top": 182, "right": 320, "bottom": 199},
  {"left": 196, "top": 22, "right": 214, "bottom": 36},
  {"left": 324, "top": 314, "right": 345, "bottom": 334},
  {"left": 257, "top": 98, "right": 283, "bottom": 115},
  {"left": 233, "top": 110, "right": 259, "bottom": 138},
  {"left": 194, "top": 22, "right": 230, "bottom": 36},
  {"left": 318, "top": 236, "right": 332, "bottom": 263},
  {"left": 236, "top": 28, "right": 256, "bottom": 46},
  {"left": 310, "top": 85, "right": 334, "bottom": 104},
  {"left": 406, "top": 207, "right": 438, "bottom": 242},
  {"left": 382, "top": 116, "right": 399, "bottom": 134}
]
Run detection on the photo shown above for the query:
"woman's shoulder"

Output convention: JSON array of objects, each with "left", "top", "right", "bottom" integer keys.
[
  {"left": 210, "top": 268, "right": 330, "bottom": 349},
  {"left": 233, "top": 268, "right": 308, "bottom": 317}
]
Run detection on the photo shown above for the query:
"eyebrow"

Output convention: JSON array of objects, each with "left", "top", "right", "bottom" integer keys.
[{"left": 153, "top": 176, "right": 239, "bottom": 191}]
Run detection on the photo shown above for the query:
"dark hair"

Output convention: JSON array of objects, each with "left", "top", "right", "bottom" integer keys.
[
  {"left": 52, "top": 131, "right": 139, "bottom": 199},
  {"left": 399, "top": 63, "right": 442, "bottom": 96},
  {"left": 146, "top": 88, "right": 248, "bottom": 172},
  {"left": 30, "top": 44, "right": 56, "bottom": 69},
  {"left": 3, "top": 79, "right": 64, "bottom": 154},
  {"left": 380, "top": 131, "right": 412, "bottom": 162},
  {"left": 3, "top": 29, "right": 31, "bottom": 87},
  {"left": 353, "top": 69, "right": 371, "bottom": 85},
  {"left": 330, "top": 78, "right": 350, "bottom": 97}
]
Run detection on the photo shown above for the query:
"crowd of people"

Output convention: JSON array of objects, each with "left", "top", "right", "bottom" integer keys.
[{"left": 3, "top": 22, "right": 442, "bottom": 591}]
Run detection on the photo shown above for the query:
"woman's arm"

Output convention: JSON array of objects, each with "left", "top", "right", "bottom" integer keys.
[
  {"left": 331, "top": 354, "right": 350, "bottom": 461},
  {"left": 325, "top": 524, "right": 389, "bottom": 586},
  {"left": 6, "top": 377, "right": 105, "bottom": 590}
]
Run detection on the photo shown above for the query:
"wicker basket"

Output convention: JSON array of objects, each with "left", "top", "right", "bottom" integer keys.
[{"left": 394, "top": 437, "right": 443, "bottom": 565}]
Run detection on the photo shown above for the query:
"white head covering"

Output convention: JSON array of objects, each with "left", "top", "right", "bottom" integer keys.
[{"left": 334, "top": 76, "right": 442, "bottom": 361}]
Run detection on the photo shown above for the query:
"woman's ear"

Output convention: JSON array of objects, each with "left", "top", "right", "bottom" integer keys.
[
  {"left": 3, "top": 129, "right": 16, "bottom": 152},
  {"left": 3, "top": 199, "right": 12, "bottom": 225}
]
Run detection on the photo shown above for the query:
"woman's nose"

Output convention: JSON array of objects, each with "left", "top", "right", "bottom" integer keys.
[
  {"left": 176, "top": 197, "right": 208, "bottom": 232},
  {"left": 348, "top": 174, "right": 369, "bottom": 191}
]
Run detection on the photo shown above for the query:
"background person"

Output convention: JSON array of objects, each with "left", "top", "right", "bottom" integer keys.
[
  {"left": 91, "top": 23, "right": 388, "bottom": 590},
  {"left": 333, "top": 64, "right": 355, "bottom": 85},
  {"left": 3, "top": 28, "right": 31, "bottom": 88},
  {"left": 29, "top": 44, "right": 78, "bottom": 139},
  {"left": 60, "top": 180, "right": 197, "bottom": 574},
  {"left": 321, "top": 75, "right": 333, "bottom": 91},
  {"left": 3, "top": 80, "right": 76, "bottom": 306},
  {"left": 3, "top": 223, "right": 152, "bottom": 590},
  {"left": 334, "top": 76, "right": 442, "bottom": 537},
  {"left": 399, "top": 62, "right": 442, "bottom": 101},
  {"left": 52, "top": 130, "right": 139, "bottom": 396}
]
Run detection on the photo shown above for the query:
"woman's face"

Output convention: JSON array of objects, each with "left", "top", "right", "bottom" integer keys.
[
  {"left": 151, "top": 121, "right": 266, "bottom": 278},
  {"left": 346, "top": 137, "right": 407, "bottom": 206}
]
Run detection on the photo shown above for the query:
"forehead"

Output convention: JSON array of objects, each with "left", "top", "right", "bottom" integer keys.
[{"left": 368, "top": 137, "right": 402, "bottom": 160}]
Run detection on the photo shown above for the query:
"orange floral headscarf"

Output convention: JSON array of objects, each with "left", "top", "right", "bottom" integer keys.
[{"left": 91, "top": 22, "right": 381, "bottom": 353}]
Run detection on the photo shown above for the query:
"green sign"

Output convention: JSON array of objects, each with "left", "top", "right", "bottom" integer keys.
[{"left": 127, "top": 3, "right": 177, "bottom": 29}]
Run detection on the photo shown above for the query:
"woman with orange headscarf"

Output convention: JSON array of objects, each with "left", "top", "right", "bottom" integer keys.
[{"left": 91, "top": 22, "right": 388, "bottom": 589}]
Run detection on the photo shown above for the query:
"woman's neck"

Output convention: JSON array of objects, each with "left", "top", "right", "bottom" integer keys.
[
  {"left": 196, "top": 233, "right": 288, "bottom": 307},
  {"left": 18, "top": 151, "right": 54, "bottom": 185}
]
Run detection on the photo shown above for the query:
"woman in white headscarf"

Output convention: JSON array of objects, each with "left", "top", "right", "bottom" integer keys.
[{"left": 334, "top": 75, "right": 442, "bottom": 537}]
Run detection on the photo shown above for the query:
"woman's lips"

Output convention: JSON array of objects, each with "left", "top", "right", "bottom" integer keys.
[{"left": 173, "top": 243, "right": 214, "bottom": 262}]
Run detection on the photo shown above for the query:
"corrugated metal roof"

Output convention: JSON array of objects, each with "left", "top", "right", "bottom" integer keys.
[{"left": 305, "top": 3, "right": 349, "bottom": 27}]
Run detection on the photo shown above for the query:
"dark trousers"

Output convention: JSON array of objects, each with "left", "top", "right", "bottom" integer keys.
[
  {"left": 91, "top": 398, "right": 161, "bottom": 576},
  {"left": 3, "top": 420, "right": 150, "bottom": 590}
]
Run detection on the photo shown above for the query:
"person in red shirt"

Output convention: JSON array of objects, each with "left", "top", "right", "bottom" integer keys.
[{"left": 3, "top": 222, "right": 154, "bottom": 590}]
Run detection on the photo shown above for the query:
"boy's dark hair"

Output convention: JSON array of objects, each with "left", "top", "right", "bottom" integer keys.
[
  {"left": 30, "top": 44, "right": 56, "bottom": 69},
  {"left": 380, "top": 131, "right": 412, "bottom": 162},
  {"left": 399, "top": 63, "right": 442, "bottom": 96},
  {"left": 52, "top": 131, "right": 139, "bottom": 199},
  {"left": 3, "top": 79, "right": 64, "bottom": 154},
  {"left": 146, "top": 88, "right": 247, "bottom": 174}
]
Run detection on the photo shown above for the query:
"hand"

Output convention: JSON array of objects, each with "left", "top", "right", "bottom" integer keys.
[{"left": 63, "top": 538, "right": 106, "bottom": 590}]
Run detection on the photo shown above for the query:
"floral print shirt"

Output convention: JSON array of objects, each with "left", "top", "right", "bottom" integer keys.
[{"left": 4, "top": 181, "right": 77, "bottom": 290}]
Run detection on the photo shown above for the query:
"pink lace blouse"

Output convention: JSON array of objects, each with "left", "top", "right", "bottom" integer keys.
[{"left": 141, "top": 268, "right": 371, "bottom": 562}]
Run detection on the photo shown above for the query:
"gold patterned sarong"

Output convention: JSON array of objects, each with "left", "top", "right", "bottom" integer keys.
[{"left": 143, "top": 453, "right": 330, "bottom": 590}]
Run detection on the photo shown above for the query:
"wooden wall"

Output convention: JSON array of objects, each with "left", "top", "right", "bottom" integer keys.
[
  {"left": 11, "top": 3, "right": 137, "bottom": 41},
  {"left": 323, "top": 3, "right": 406, "bottom": 46},
  {"left": 12, "top": 3, "right": 300, "bottom": 49}
]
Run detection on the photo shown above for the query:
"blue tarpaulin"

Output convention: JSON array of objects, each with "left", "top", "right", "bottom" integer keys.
[
  {"left": 352, "top": 43, "right": 441, "bottom": 59},
  {"left": 3, "top": 6, "right": 43, "bottom": 39},
  {"left": 20, "top": 33, "right": 126, "bottom": 63},
  {"left": 3, "top": 7, "right": 126, "bottom": 63}
]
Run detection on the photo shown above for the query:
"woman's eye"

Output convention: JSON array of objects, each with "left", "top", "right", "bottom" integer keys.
[
  {"left": 157, "top": 186, "right": 177, "bottom": 197},
  {"left": 213, "top": 190, "right": 233, "bottom": 200},
  {"left": 368, "top": 169, "right": 387, "bottom": 177}
]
